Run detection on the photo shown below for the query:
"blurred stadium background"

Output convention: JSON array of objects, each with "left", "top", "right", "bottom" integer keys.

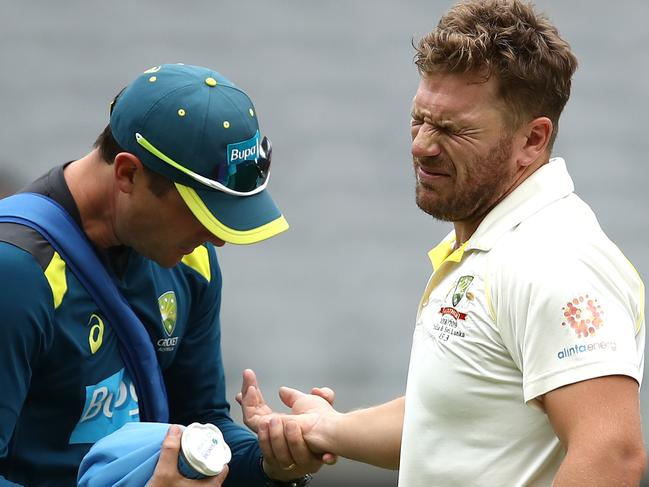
[{"left": 1, "top": 1, "right": 647, "bottom": 485}]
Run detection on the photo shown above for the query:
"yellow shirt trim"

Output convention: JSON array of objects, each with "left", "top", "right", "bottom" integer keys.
[
  {"left": 637, "top": 281, "right": 645, "bottom": 334},
  {"left": 181, "top": 245, "right": 211, "bottom": 282},
  {"left": 621, "top": 256, "right": 645, "bottom": 333},
  {"left": 428, "top": 239, "right": 468, "bottom": 270},
  {"left": 44, "top": 251, "right": 67, "bottom": 309},
  {"left": 419, "top": 239, "right": 470, "bottom": 314},
  {"left": 483, "top": 271, "right": 497, "bottom": 322}
]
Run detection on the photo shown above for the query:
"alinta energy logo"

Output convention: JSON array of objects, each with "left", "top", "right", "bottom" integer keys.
[{"left": 558, "top": 294, "right": 615, "bottom": 360}]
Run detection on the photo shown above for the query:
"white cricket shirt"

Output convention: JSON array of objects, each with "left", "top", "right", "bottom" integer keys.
[{"left": 398, "top": 158, "right": 645, "bottom": 487}]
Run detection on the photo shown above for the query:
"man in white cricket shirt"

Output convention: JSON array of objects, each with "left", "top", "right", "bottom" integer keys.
[{"left": 236, "top": 1, "right": 647, "bottom": 485}]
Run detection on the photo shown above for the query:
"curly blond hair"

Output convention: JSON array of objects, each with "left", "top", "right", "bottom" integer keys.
[{"left": 415, "top": 0, "right": 577, "bottom": 146}]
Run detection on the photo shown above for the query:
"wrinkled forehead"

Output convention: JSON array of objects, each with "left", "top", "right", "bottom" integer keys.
[{"left": 412, "top": 72, "right": 507, "bottom": 122}]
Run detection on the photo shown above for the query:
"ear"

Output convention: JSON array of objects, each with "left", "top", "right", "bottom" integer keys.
[
  {"left": 516, "top": 116, "right": 553, "bottom": 168},
  {"left": 113, "top": 152, "right": 143, "bottom": 194}
]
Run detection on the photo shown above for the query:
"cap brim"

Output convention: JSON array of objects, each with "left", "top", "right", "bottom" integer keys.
[{"left": 175, "top": 183, "right": 288, "bottom": 245}]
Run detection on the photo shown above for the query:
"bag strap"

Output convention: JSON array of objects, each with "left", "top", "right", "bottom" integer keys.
[{"left": 0, "top": 192, "right": 169, "bottom": 423}]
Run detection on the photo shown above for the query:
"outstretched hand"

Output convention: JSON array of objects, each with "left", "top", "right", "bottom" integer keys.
[
  {"left": 235, "top": 369, "right": 338, "bottom": 481},
  {"left": 236, "top": 369, "right": 335, "bottom": 433}
]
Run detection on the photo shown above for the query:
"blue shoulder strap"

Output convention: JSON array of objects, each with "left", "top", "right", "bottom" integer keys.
[{"left": 0, "top": 192, "right": 169, "bottom": 423}]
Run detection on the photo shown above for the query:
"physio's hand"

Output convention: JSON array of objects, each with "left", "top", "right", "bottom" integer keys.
[
  {"left": 236, "top": 369, "right": 274, "bottom": 434},
  {"left": 148, "top": 424, "right": 228, "bottom": 486},
  {"left": 235, "top": 369, "right": 337, "bottom": 482}
]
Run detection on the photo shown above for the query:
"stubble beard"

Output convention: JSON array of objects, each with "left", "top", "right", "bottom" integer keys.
[{"left": 414, "top": 134, "right": 515, "bottom": 223}]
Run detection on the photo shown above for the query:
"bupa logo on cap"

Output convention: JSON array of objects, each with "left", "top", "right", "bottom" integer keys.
[{"left": 227, "top": 130, "right": 260, "bottom": 166}]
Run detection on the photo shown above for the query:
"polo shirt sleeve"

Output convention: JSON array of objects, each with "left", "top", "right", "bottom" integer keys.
[
  {"left": 492, "top": 237, "right": 644, "bottom": 403},
  {"left": 0, "top": 243, "right": 54, "bottom": 486},
  {"left": 164, "top": 245, "right": 267, "bottom": 486}
]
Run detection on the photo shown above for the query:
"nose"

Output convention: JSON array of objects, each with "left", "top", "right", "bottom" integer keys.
[
  {"left": 196, "top": 223, "right": 226, "bottom": 247},
  {"left": 208, "top": 234, "right": 226, "bottom": 247},
  {"left": 411, "top": 124, "right": 442, "bottom": 159},
  {"left": 190, "top": 213, "right": 224, "bottom": 246}
]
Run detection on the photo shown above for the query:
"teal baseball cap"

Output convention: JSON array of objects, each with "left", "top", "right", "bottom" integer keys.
[{"left": 109, "top": 63, "right": 288, "bottom": 245}]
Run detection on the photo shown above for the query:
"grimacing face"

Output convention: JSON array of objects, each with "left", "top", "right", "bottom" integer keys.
[{"left": 410, "top": 72, "right": 519, "bottom": 225}]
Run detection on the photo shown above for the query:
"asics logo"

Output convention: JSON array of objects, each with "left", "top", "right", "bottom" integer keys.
[{"left": 88, "top": 314, "right": 104, "bottom": 354}]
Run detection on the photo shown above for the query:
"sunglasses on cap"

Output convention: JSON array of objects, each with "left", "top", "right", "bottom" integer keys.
[
  {"left": 134, "top": 132, "right": 272, "bottom": 197},
  {"left": 110, "top": 91, "right": 272, "bottom": 197}
]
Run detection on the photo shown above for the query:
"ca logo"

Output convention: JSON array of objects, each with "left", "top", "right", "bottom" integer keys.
[
  {"left": 88, "top": 314, "right": 105, "bottom": 354},
  {"left": 158, "top": 291, "right": 177, "bottom": 336},
  {"left": 452, "top": 275, "right": 474, "bottom": 306}
]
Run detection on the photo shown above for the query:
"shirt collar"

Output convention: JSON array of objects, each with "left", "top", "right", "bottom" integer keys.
[
  {"left": 428, "top": 235, "right": 468, "bottom": 271},
  {"left": 427, "top": 157, "right": 574, "bottom": 269}
]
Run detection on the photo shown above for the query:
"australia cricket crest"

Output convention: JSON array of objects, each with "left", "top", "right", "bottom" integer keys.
[{"left": 452, "top": 275, "right": 474, "bottom": 306}]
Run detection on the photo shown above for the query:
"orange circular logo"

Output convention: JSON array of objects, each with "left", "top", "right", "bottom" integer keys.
[{"left": 562, "top": 295, "right": 604, "bottom": 338}]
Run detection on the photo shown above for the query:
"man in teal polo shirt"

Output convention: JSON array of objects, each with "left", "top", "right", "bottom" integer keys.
[{"left": 0, "top": 64, "right": 320, "bottom": 486}]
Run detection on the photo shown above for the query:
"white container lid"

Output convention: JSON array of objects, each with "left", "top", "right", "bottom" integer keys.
[{"left": 180, "top": 423, "right": 232, "bottom": 476}]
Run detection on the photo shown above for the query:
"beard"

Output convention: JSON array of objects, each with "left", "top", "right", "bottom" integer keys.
[{"left": 414, "top": 133, "right": 515, "bottom": 223}]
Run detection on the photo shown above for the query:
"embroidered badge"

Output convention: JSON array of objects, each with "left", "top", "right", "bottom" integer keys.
[
  {"left": 452, "top": 275, "right": 474, "bottom": 306},
  {"left": 158, "top": 291, "right": 177, "bottom": 337}
]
